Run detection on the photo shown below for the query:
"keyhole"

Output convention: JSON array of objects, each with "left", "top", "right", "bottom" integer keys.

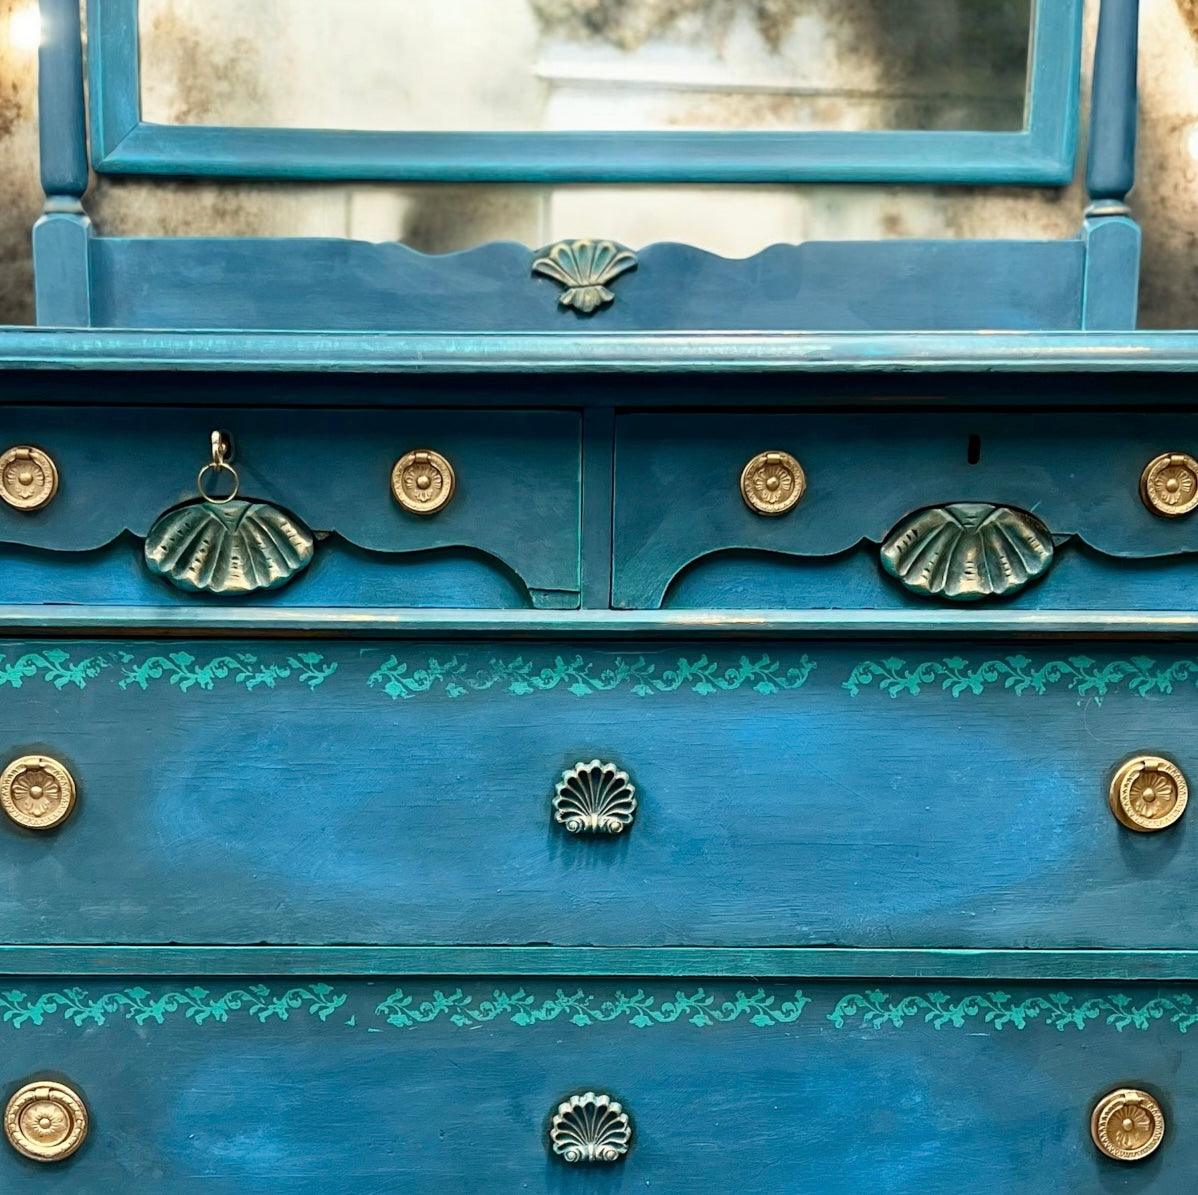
[{"left": 967, "top": 434, "right": 982, "bottom": 465}]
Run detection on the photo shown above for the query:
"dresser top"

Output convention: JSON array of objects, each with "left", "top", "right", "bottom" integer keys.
[{"left": 2, "top": 329, "right": 1198, "bottom": 376}]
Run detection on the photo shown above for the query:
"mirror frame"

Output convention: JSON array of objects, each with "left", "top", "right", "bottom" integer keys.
[{"left": 86, "top": 0, "right": 1082, "bottom": 184}]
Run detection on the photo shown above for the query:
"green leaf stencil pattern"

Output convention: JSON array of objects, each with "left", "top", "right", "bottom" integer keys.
[
  {"left": 843, "top": 655, "right": 1198, "bottom": 703},
  {"left": 0, "top": 985, "right": 347, "bottom": 1027},
  {"left": 828, "top": 990, "right": 1198, "bottom": 1033},
  {"left": 367, "top": 653, "right": 817, "bottom": 699},
  {"left": 119, "top": 651, "right": 338, "bottom": 691},
  {"left": 375, "top": 988, "right": 812, "bottom": 1029},
  {"left": 0, "top": 650, "right": 112, "bottom": 689}
]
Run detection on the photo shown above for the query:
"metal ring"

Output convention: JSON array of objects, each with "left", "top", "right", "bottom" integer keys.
[{"left": 196, "top": 461, "right": 240, "bottom": 504}]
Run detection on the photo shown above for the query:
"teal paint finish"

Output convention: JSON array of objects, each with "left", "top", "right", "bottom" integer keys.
[
  {"left": 0, "top": 407, "right": 581, "bottom": 607},
  {"left": 1087, "top": 0, "right": 1140, "bottom": 203},
  {"left": 37, "top": 0, "right": 88, "bottom": 198},
  {"left": 0, "top": 977, "right": 1191, "bottom": 1192},
  {"left": 4, "top": 638, "right": 1198, "bottom": 949},
  {"left": 614, "top": 411, "right": 1198, "bottom": 608},
  {"left": 85, "top": 0, "right": 1082, "bottom": 184}
]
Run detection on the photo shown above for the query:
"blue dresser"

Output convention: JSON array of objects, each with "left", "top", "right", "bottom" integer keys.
[
  {"left": 6, "top": 0, "right": 1190, "bottom": 1190},
  {"left": 0, "top": 330, "right": 1194, "bottom": 1193}
]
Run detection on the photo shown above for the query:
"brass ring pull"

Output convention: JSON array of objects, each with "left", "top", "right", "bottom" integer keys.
[
  {"left": 1140, "top": 452, "right": 1198, "bottom": 518},
  {"left": 391, "top": 449, "right": 455, "bottom": 515},
  {"left": 549, "top": 1092, "right": 632, "bottom": 1163},
  {"left": 740, "top": 450, "right": 805, "bottom": 516},
  {"left": 196, "top": 431, "right": 239, "bottom": 504},
  {"left": 4, "top": 1081, "right": 88, "bottom": 1162},
  {"left": 0, "top": 446, "right": 59, "bottom": 511},
  {"left": 1109, "top": 755, "right": 1188, "bottom": 832},
  {"left": 0, "top": 755, "right": 77, "bottom": 830},
  {"left": 1091, "top": 1088, "right": 1165, "bottom": 1162}
]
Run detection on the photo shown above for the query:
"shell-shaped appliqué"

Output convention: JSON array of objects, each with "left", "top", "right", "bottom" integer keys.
[
  {"left": 549, "top": 1092, "right": 632, "bottom": 1164},
  {"left": 880, "top": 503, "right": 1054, "bottom": 601},
  {"left": 145, "top": 499, "right": 315, "bottom": 595},
  {"left": 553, "top": 760, "right": 637, "bottom": 835},
  {"left": 532, "top": 239, "right": 637, "bottom": 314}
]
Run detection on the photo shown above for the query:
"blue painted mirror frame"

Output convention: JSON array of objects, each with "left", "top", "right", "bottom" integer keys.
[{"left": 86, "top": 0, "right": 1082, "bottom": 184}]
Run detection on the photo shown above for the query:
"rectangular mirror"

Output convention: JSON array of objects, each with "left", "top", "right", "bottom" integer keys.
[{"left": 89, "top": 0, "right": 1081, "bottom": 183}]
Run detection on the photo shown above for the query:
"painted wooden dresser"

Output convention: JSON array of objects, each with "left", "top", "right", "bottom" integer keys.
[{"left": 0, "top": 329, "right": 1195, "bottom": 1194}]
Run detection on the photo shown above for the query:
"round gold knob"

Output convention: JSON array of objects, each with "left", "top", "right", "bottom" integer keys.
[
  {"left": 0, "top": 446, "right": 58, "bottom": 512},
  {"left": 4, "top": 1081, "right": 88, "bottom": 1162},
  {"left": 740, "top": 450, "right": 805, "bottom": 516},
  {"left": 391, "top": 449, "right": 455, "bottom": 516},
  {"left": 0, "top": 755, "right": 77, "bottom": 830},
  {"left": 1109, "top": 755, "right": 1188, "bottom": 832},
  {"left": 1141, "top": 452, "right": 1198, "bottom": 518},
  {"left": 1091, "top": 1088, "right": 1165, "bottom": 1162}
]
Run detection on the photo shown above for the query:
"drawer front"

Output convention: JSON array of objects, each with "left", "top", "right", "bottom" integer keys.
[
  {"left": 0, "top": 976, "right": 1191, "bottom": 1192},
  {"left": 0, "top": 409, "right": 581, "bottom": 609},
  {"left": 2, "top": 638, "right": 1197, "bottom": 948},
  {"left": 613, "top": 412, "right": 1198, "bottom": 609}
]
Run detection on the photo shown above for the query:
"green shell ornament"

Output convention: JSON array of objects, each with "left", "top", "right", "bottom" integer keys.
[{"left": 144, "top": 499, "right": 315, "bottom": 595}]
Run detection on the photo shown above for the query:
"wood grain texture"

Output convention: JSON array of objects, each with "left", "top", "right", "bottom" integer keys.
[
  {"left": 0, "top": 977, "right": 1188, "bottom": 1193},
  {"left": 2, "top": 638, "right": 1197, "bottom": 949},
  {"left": 613, "top": 411, "right": 1198, "bottom": 607}
]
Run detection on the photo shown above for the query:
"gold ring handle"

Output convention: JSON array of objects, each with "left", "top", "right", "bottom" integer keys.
[
  {"left": 1141, "top": 452, "right": 1198, "bottom": 517},
  {"left": 0, "top": 755, "right": 77, "bottom": 830},
  {"left": 740, "top": 450, "right": 805, "bottom": 516},
  {"left": 391, "top": 450, "right": 455, "bottom": 515},
  {"left": 1109, "top": 755, "right": 1188, "bottom": 832},
  {"left": 4, "top": 1080, "right": 88, "bottom": 1162},
  {"left": 1091, "top": 1088, "right": 1165, "bottom": 1162},
  {"left": 0, "top": 446, "right": 59, "bottom": 511},
  {"left": 549, "top": 1092, "right": 632, "bottom": 1163}
]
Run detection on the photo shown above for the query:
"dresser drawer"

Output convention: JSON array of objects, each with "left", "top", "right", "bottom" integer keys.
[
  {"left": 3, "top": 637, "right": 1197, "bottom": 948},
  {"left": 0, "top": 409, "right": 580, "bottom": 609},
  {"left": 0, "top": 975, "right": 1190, "bottom": 1192},
  {"left": 614, "top": 412, "right": 1198, "bottom": 609}
]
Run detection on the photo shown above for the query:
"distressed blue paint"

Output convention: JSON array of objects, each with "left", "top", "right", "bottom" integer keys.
[
  {"left": 1087, "top": 0, "right": 1141, "bottom": 203},
  {"left": 84, "top": 0, "right": 1081, "bottom": 184},
  {"left": 0, "top": 407, "right": 580, "bottom": 604},
  {"left": 613, "top": 411, "right": 1198, "bottom": 608},
  {"left": 1081, "top": 213, "right": 1141, "bottom": 330},
  {"left": 32, "top": 213, "right": 92, "bottom": 328},
  {"left": 6, "top": 329, "right": 1198, "bottom": 376},
  {"left": 37, "top": 0, "right": 88, "bottom": 198},
  {"left": 0, "top": 978, "right": 1190, "bottom": 1192},
  {"left": 2, "top": 638, "right": 1198, "bottom": 949}
]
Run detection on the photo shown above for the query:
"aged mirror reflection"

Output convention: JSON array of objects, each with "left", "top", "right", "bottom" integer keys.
[{"left": 138, "top": 0, "right": 1034, "bottom": 135}]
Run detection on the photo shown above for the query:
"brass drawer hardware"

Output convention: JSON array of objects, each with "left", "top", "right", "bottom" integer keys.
[
  {"left": 1091, "top": 1088, "right": 1165, "bottom": 1162},
  {"left": 1109, "top": 755, "right": 1188, "bottom": 832},
  {"left": 0, "top": 755, "right": 76, "bottom": 830},
  {"left": 549, "top": 1091, "right": 632, "bottom": 1163},
  {"left": 1140, "top": 452, "right": 1198, "bottom": 517},
  {"left": 391, "top": 449, "right": 455, "bottom": 516},
  {"left": 532, "top": 239, "right": 637, "bottom": 315},
  {"left": 0, "top": 446, "right": 59, "bottom": 512},
  {"left": 740, "top": 450, "right": 806, "bottom": 516},
  {"left": 881, "top": 503, "right": 1054, "bottom": 601},
  {"left": 4, "top": 1081, "right": 88, "bottom": 1162},
  {"left": 145, "top": 431, "right": 315, "bottom": 595},
  {"left": 553, "top": 760, "right": 637, "bottom": 835}
]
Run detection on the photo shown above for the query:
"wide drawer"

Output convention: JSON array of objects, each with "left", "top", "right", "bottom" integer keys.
[
  {"left": 0, "top": 975, "right": 1191, "bottom": 1192},
  {"left": 0, "top": 408, "right": 581, "bottom": 609},
  {"left": 613, "top": 412, "right": 1198, "bottom": 609},
  {"left": 2, "top": 637, "right": 1197, "bottom": 948}
]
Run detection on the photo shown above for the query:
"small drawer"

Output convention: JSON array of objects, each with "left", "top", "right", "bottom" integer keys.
[
  {"left": 2, "top": 636, "right": 1197, "bottom": 949},
  {"left": 0, "top": 408, "right": 581, "bottom": 609},
  {"left": 0, "top": 975, "right": 1189, "bottom": 1191},
  {"left": 613, "top": 411, "right": 1198, "bottom": 609}
]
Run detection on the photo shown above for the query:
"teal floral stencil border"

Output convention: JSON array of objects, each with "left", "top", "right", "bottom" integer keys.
[
  {"left": 0, "top": 985, "right": 346, "bottom": 1027},
  {"left": 828, "top": 990, "right": 1198, "bottom": 1033},
  {"left": 375, "top": 987, "right": 811, "bottom": 1028},
  {"left": 843, "top": 656, "right": 1198, "bottom": 703},
  {"left": 367, "top": 653, "right": 816, "bottom": 699},
  {"left": 0, "top": 650, "right": 337, "bottom": 692},
  {"left": 1, "top": 986, "right": 1194, "bottom": 1034}
]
